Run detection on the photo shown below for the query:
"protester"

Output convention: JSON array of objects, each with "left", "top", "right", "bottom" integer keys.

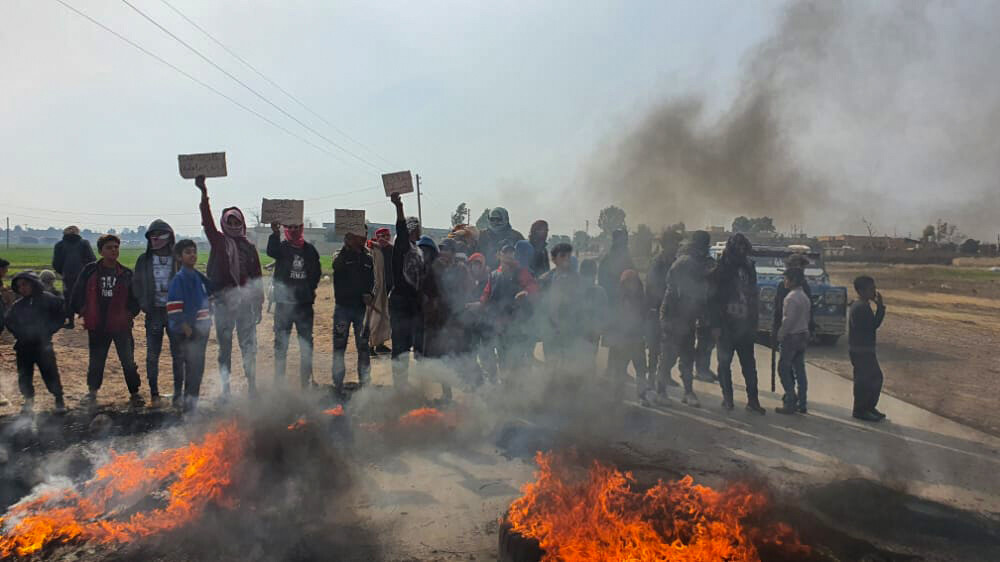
[
  {"left": 196, "top": 176, "right": 264, "bottom": 398},
  {"left": 332, "top": 230, "right": 374, "bottom": 394},
  {"left": 0, "top": 258, "right": 10, "bottom": 406},
  {"left": 528, "top": 220, "right": 550, "bottom": 276},
  {"left": 166, "top": 240, "right": 213, "bottom": 411},
  {"left": 422, "top": 238, "right": 475, "bottom": 397},
  {"left": 647, "top": 230, "right": 682, "bottom": 389},
  {"left": 4, "top": 272, "right": 66, "bottom": 414},
  {"left": 479, "top": 207, "right": 524, "bottom": 270},
  {"left": 466, "top": 252, "right": 495, "bottom": 379},
  {"left": 775, "top": 268, "right": 811, "bottom": 415},
  {"left": 366, "top": 227, "right": 393, "bottom": 356},
  {"left": 577, "top": 258, "right": 607, "bottom": 375},
  {"left": 39, "top": 270, "right": 60, "bottom": 297},
  {"left": 849, "top": 276, "right": 887, "bottom": 422},
  {"left": 52, "top": 225, "right": 96, "bottom": 329},
  {"left": 480, "top": 244, "right": 539, "bottom": 373},
  {"left": 537, "top": 243, "right": 581, "bottom": 371},
  {"left": 132, "top": 219, "right": 179, "bottom": 407},
  {"left": 514, "top": 240, "right": 535, "bottom": 273},
  {"left": 388, "top": 193, "right": 425, "bottom": 389},
  {"left": 773, "top": 253, "right": 815, "bottom": 338},
  {"left": 598, "top": 229, "right": 635, "bottom": 307},
  {"left": 660, "top": 230, "right": 715, "bottom": 408},
  {"left": 70, "top": 234, "right": 143, "bottom": 408},
  {"left": 418, "top": 235, "right": 439, "bottom": 265},
  {"left": 606, "top": 270, "right": 648, "bottom": 403},
  {"left": 448, "top": 224, "right": 479, "bottom": 256},
  {"left": 710, "top": 234, "right": 765, "bottom": 414},
  {"left": 267, "top": 222, "right": 322, "bottom": 388}
]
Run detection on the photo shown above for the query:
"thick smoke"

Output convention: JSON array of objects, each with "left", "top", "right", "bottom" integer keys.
[{"left": 589, "top": 0, "right": 1000, "bottom": 239}]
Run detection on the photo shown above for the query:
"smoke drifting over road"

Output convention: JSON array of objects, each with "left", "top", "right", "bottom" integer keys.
[{"left": 590, "top": 0, "right": 1000, "bottom": 238}]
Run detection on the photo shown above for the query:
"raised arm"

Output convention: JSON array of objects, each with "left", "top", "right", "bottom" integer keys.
[{"left": 196, "top": 175, "right": 222, "bottom": 244}]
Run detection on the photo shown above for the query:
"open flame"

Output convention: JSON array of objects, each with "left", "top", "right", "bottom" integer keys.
[
  {"left": 322, "top": 405, "right": 345, "bottom": 417},
  {"left": 398, "top": 407, "right": 456, "bottom": 429},
  {"left": 287, "top": 417, "right": 309, "bottom": 431},
  {"left": 0, "top": 422, "right": 246, "bottom": 558},
  {"left": 508, "top": 451, "right": 810, "bottom": 561}
]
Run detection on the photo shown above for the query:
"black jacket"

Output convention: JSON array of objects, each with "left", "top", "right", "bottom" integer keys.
[
  {"left": 332, "top": 247, "right": 374, "bottom": 307},
  {"left": 848, "top": 299, "right": 885, "bottom": 353},
  {"left": 710, "top": 256, "right": 759, "bottom": 337},
  {"left": 267, "top": 233, "right": 322, "bottom": 304},
  {"left": 390, "top": 218, "right": 421, "bottom": 303},
  {"left": 133, "top": 219, "right": 178, "bottom": 313},
  {"left": 52, "top": 233, "right": 96, "bottom": 283},
  {"left": 660, "top": 250, "right": 715, "bottom": 327},
  {"left": 4, "top": 272, "right": 65, "bottom": 347},
  {"left": 646, "top": 249, "right": 676, "bottom": 311},
  {"left": 530, "top": 241, "right": 550, "bottom": 277}
]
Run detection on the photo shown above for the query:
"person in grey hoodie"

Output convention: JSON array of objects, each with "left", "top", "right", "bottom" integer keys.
[{"left": 132, "top": 219, "right": 179, "bottom": 407}]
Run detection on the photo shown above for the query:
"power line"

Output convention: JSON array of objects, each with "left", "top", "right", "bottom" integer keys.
[
  {"left": 120, "top": 0, "right": 383, "bottom": 173},
  {"left": 157, "top": 0, "right": 398, "bottom": 170},
  {"left": 51, "top": 0, "right": 360, "bottom": 169}
]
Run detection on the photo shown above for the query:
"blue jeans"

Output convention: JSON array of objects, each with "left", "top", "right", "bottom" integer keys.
[
  {"left": 778, "top": 332, "right": 808, "bottom": 408},
  {"left": 145, "top": 307, "right": 182, "bottom": 397},
  {"left": 333, "top": 303, "right": 370, "bottom": 389}
]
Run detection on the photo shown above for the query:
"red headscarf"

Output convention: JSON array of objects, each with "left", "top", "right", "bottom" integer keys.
[{"left": 284, "top": 225, "right": 305, "bottom": 248}]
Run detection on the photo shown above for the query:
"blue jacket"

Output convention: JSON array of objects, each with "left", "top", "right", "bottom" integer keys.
[{"left": 166, "top": 267, "right": 213, "bottom": 335}]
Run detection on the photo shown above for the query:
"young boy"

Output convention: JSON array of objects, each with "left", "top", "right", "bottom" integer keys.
[
  {"left": 267, "top": 222, "right": 322, "bottom": 388},
  {"left": 166, "top": 240, "right": 213, "bottom": 411},
  {"left": 775, "top": 268, "right": 810, "bottom": 415},
  {"left": 4, "top": 272, "right": 66, "bottom": 414},
  {"left": 70, "top": 233, "right": 143, "bottom": 408},
  {"left": 332, "top": 231, "right": 375, "bottom": 395},
  {"left": 849, "top": 276, "right": 886, "bottom": 422},
  {"left": 480, "top": 244, "right": 539, "bottom": 372},
  {"left": 133, "top": 220, "right": 180, "bottom": 407}
]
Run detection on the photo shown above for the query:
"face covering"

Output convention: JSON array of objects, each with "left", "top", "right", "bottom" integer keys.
[
  {"left": 284, "top": 226, "right": 305, "bottom": 248},
  {"left": 374, "top": 228, "right": 392, "bottom": 248},
  {"left": 150, "top": 233, "right": 171, "bottom": 251}
]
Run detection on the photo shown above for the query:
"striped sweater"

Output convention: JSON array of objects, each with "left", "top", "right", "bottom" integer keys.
[{"left": 167, "top": 267, "right": 213, "bottom": 335}]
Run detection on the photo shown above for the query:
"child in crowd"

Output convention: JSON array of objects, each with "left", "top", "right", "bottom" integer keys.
[
  {"left": 775, "top": 268, "right": 810, "bottom": 415},
  {"left": 166, "top": 239, "right": 213, "bottom": 411},
  {"left": 39, "top": 270, "right": 60, "bottom": 297},
  {"left": 480, "top": 244, "right": 538, "bottom": 373},
  {"left": 849, "top": 275, "right": 887, "bottom": 422},
  {"left": 4, "top": 272, "right": 66, "bottom": 414}
]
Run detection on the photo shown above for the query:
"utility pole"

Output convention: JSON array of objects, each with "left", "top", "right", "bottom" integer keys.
[
  {"left": 5, "top": 217, "right": 8, "bottom": 249},
  {"left": 585, "top": 220, "right": 589, "bottom": 236},
  {"left": 415, "top": 174, "right": 423, "bottom": 227}
]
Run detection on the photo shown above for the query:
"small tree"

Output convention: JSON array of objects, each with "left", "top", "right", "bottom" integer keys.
[
  {"left": 475, "top": 209, "right": 491, "bottom": 231},
  {"left": 959, "top": 238, "right": 981, "bottom": 255},
  {"left": 732, "top": 216, "right": 751, "bottom": 233},
  {"left": 573, "top": 230, "right": 591, "bottom": 254},
  {"left": 451, "top": 203, "right": 468, "bottom": 227},
  {"left": 597, "top": 205, "right": 627, "bottom": 236},
  {"left": 921, "top": 225, "right": 936, "bottom": 243}
]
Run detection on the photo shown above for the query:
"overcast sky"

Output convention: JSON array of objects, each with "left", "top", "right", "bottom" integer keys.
[{"left": 1, "top": 0, "right": 781, "bottom": 237}]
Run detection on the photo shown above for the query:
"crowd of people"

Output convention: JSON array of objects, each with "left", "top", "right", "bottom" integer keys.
[{"left": 0, "top": 177, "right": 889, "bottom": 423}]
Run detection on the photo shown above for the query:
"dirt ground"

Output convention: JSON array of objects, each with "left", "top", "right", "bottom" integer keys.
[{"left": 814, "top": 263, "right": 1000, "bottom": 436}]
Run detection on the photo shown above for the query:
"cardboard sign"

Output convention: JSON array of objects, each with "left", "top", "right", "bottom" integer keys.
[
  {"left": 382, "top": 170, "right": 414, "bottom": 196},
  {"left": 260, "top": 199, "right": 304, "bottom": 225},
  {"left": 178, "top": 152, "right": 227, "bottom": 179},
  {"left": 334, "top": 209, "right": 367, "bottom": 236}
]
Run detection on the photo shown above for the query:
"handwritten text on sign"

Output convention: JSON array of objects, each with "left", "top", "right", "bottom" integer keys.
[
  {"left": 178, "top": 152, "right": 227, "bottom": 179},
  {"left": 381, "top": 170, "right": 414, "bottom": 196},
  {"left": 260, "top": 199, "right": 304, "bottom": 225},
  {"left": 334, "top": 209, "right": 366, "bottom": 236}
]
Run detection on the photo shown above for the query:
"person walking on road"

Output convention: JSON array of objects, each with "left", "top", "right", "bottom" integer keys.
[{"left": 849, "top": 275, "right": 887, "bottom": 422}]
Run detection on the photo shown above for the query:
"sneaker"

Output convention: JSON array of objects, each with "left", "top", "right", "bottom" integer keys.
[
  {"left": 853, "top": 411, "right": 882, "bottom": 422},
  {"left": 682, "top": 392, "right": 700, "bottom": 408},
  {"left": 150, "top": 395, "right": 164, "bottom": 409},
  {"left": 171, "top": 395, "right": 182, "bottom": 409},
  {"left": 652, "top": 392, "right": 671, "bottom": 407},
  {"left": 53, "top": 397, "right": 67, "bottom": 414},
  {"left": 721, "top": 399, "right": 735, "bottom": 411},
  {"left": 21, "top": 399, "right": 34, "bottom": 415},
  {"left": 746, "top": 402, "right": 766, "bottom": 415},
  {"left": 694, "top": 370, "right": 717, "bottom": 383},
  {"left": 369, "top": 346, "right": 379, "bottom": 357},
  {"left": 128, "top": 393, "right": 145, "bottom": 408},
  {"left": 872, "top": 408, "right": 887, "bottom": 420},
  {"left": 375, "top": 344, "right": 392, "bottom": 354},
  {"left": 774, "top": 405, "right": 798, "bottom": 415},
  {"left": 82, "top": 392, "right": 98, "bottom": 410},
  {"left": 639, "top": 390, "right": 654, "bottom": 407},
  {"left": 798, "top": 405, "right": 808, "bottom": 414}
]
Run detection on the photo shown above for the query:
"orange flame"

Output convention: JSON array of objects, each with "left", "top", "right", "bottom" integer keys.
[
  {"left": 287, "top": 417, "right": 309, "bottom": 431},
  {"left": 398, "top": 407, "right": 456, "bottom": 428},
  {"left": 507, "top": 451, "right": 809, "bottom": 561},
  {"left": 322, "top": 405, "right": 344, "bottom": 417},
  {"left": 0, "top": 422, "right": 246, "bottom": 558}
]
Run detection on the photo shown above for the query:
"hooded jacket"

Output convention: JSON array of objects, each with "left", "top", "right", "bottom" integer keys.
[
  {"left": 52, "top": 232, "right": 96, "bottom": 284},
  {"left": 133, "top": 219, "right": 179, "bottom": 313},
  {"left": 3, "top": 272, "right": 65, "bottom": 347},
  {"left": 478, "top": 208, "right": 524, "bottom": 270},
  {"left": 597, "top": 236, "right": 635, "bottom": 306},
  {"left": 660, "top": 241, "right": 715, "bottom": 328},
  {"left": 710, "top": 236, "right": 759, "bottom": 337},
  {"left": 70, "top": 261, "right": 140, "bottom": 333}
]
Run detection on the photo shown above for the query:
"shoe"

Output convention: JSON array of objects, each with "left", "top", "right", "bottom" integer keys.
[
  {"left": 664, "top": 376, "right": 681, "bottom": 388},
  {"left": 369, "top": 346, "right": 379, "bottom": 357},
  {"left": 798, "top": 405, "right": 808, "bottom": 414},
  {"left": 150, "top": 395, "right": 164, "bottom": 409},
  {"left": 128, "top": 393, "right": 145, "bottom": 408},
  {"left": 171, "top": 395, "right": 182, "bottom": 409},
  {"left": 375, "top": 344, "right": 392, "bottom": 354},
  {"left": 82, "top": 392, "right": 98, "bottom": 410},
  {"left": 721, "top": 399, "right": 735, "bottom": 411},
  {"left": 746, "top": 402, "right": 766, "bottom": 415},
  {"left": 21, "top": 399, "right": 34, "bottom": 415},
  {"left": 695, "top": 370, "right": 717, "bottom": 383},
  {"left": 682, "top": 392, "right": 700, "bottom": 408},
  {"left": 639, "top": 390, "right": 657, "bottom": 407},
  {"left": 53, "top": 397, "right": 67, "bottom": 414},
  {"left": 775, "top": 405, "right": 798, "bottom": 415},
  {"left": 872, "top": 408, "right": 886, "bottom": 419},
  {"left": 853, "top": 411, "right": 882, "bottom": 422}
]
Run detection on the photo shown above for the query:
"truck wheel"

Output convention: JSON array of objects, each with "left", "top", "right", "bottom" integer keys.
[
  {"left": 818, "top": 334, "right": 840, "bottom": 346},
  {"left": 498, "top": 518, "right": 544, "bottom": 562}
]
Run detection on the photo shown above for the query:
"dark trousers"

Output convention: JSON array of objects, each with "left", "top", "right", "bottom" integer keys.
[
  {"left": 717, "top": 330, "right": 759, "bottom": 403},
  {"left": 850, "top": 351, "right": 883, "bottom": 415},
  {"left": 333, "top": 303, "right": 370, "bottom": 389},
  {"left": 389, "top": 296, "right": 422, "bottom": 385},
  {"left": 215, "top": 298, "right": 257, "bottom": 393},
  {"left": 778, "top": 332, "right": 809, "bottom": 408},
  {"left": 274, "top": 302, "right": 315, "bottom": 386},
  {"left": 666, "top": 320, "right": 697, "bottom": 393},
  {"left": 63, "top": 275, "right": 78, "bottom": 325},
  {"left": 175, "top": 330, "right": 209, "bottom": 403},
  {"left": 87, "top": 330, "right": 141, "bottom": 394},
  {"left": 145, "top": 307, "right": 182, "bottom": 397},
  {"left": 608, "top": 342, "right": 646, "bottom": 398},
  {"left": 645, "top": 310, "right": 662, "bottom": 378},
  {"left": 695, "top": 323, "right": 715, "bottom": 375},
  {"left": 16, "top": 342, "right": 63, "bottom": 399}
]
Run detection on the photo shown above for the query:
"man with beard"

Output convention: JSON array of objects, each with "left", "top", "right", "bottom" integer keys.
[
  {"left": 52, "top": 225, "right": 96, "bottom": 328},
  {"left": 478, "top": 207, "right": 524, "bottom": 270},
  {"left": 598, "top": 229, "right": 634, "bottom": 307},
  {"left": 710, "top": 234, "right": 766, "bottom": 414},
  {"left": 268, "top": 222, "right": 322, "bottom": 388},
  {"left": 528, "top": 220, "right": 551, "bottom": 276},
  {"left": 366, "top": 227, "right": 393, "bottom": 356},
  {"left": 132, "top": 219, "right": 179, "bottom": 407},
  {"left": 660, "top": 230, "right": 715, "bottom": 407},
  {"left": 646, "top": 229, "right": 683, "bottom": 391}
]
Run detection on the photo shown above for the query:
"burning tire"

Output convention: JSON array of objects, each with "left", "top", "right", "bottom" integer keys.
[{"left": 498, "top": 516, "right": 544, "bottom": 562}]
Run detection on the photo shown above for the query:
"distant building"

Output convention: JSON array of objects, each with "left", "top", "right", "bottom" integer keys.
[{"left": 817, "top": 234, "right": 918, "bottom": 252}]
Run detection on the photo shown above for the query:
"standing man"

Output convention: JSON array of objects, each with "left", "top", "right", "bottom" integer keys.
[
  {"left": 332, "top": 230, "right": 374, "bottom": 395},
  {"left": 366, "top": 227, "right": 393, "bottom": 356},
  {"left": 388, "top": 193, "right": 424, "bottom": 389},
  {"left": 478, "top": 208, "right": 524, "bottom": 270},
  {"left": 647, "top": 229, "right": 682, "bottom": 389},
  {"left": 480, "top": 245, "right": 539, "bottom": 373},
  {"left": 849, "top": 276, "right": 886, "bottom": 422},
  {"left": 196, "top": 175, "right": 264, "bottom": 398},
  {"left": 528, "top": 220, "right": 551, "bottom": 277},
  {"left": 132, "top": 219, "right": 179, "bottom": 407},
  {"left": 538, "top": 243, "right": 581, "bottom": 371},
  {"left": 711, "top": 234, "right": 765, "bottom": 414},
  {"left": 70, "top": 234, "right": 143, "bottom": 408},
  {"left": 52, "top": 225, "right": 96, "bottom": 329},
  {"left": 660, "top": 230, "right": 714, "bottom": 408},
  {"left": 775, "top": 268, "right": 811, "bottom": 415},
  {"left": 0, "top": 258, "right": 11, "bottom": 406},
  {"left": 268, "top": 222, "right": 322, "bottom": 388},
  {"left": 598, "top": 229, "right": 634, "bottom": 308}
]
